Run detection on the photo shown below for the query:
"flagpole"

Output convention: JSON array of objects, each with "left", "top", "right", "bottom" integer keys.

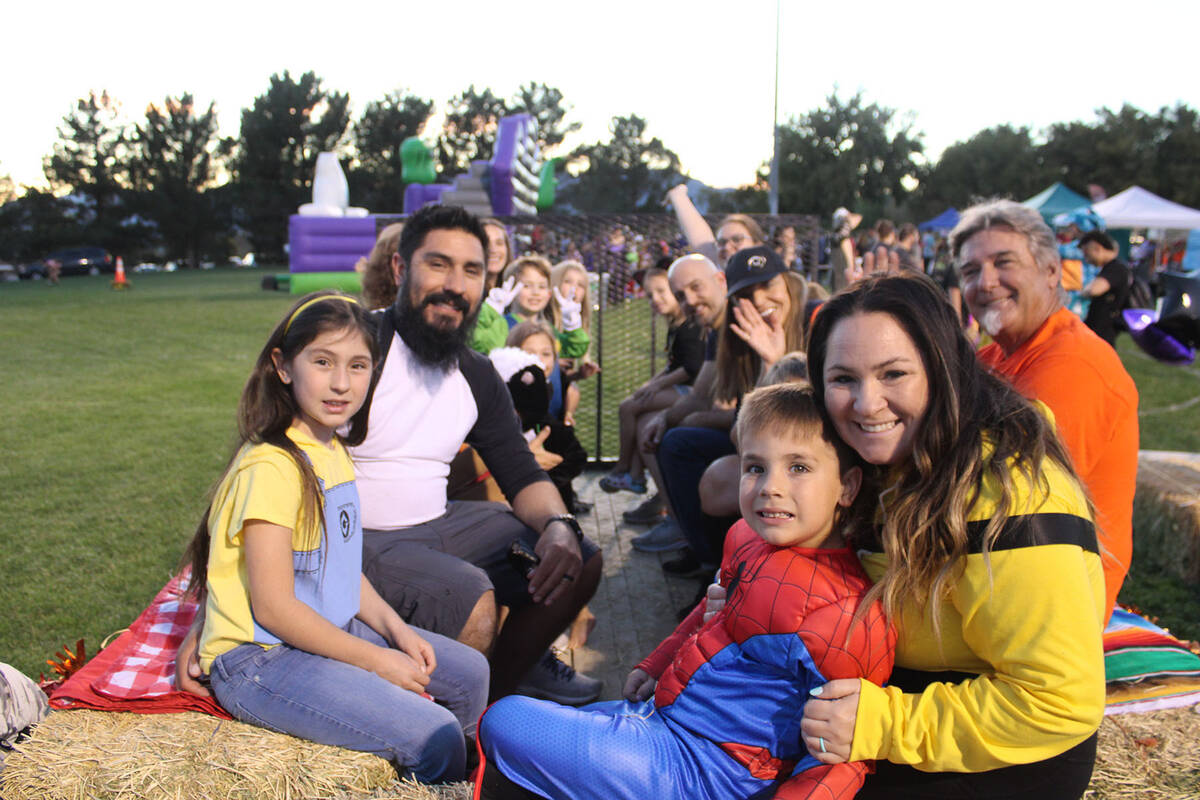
[{"left": 768, "top": 0, "right": 781, "bottom": 215}]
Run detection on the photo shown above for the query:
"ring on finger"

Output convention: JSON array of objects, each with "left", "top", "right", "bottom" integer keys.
[
  {"left": 819, "top": 737, "right": 826, "bottom": 753},
  {"left": 562, "top": 574, "right": 575, "bottom": 583}
]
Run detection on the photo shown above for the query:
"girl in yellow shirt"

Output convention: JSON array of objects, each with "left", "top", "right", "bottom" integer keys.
[{"left": 181, "top": 292, "right": 488, "bottom": 783}]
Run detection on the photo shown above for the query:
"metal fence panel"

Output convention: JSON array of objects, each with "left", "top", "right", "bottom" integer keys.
[{"left": 491, "top": 213, "right": 819, "bottom": 462}]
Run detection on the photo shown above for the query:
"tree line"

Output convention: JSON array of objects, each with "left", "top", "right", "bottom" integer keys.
[
  {"left": 2, "top": 74, "right": 1198, "bottom": 267},
  {"left": 0, "top": 75, "right": 586, "bottom": 265}
]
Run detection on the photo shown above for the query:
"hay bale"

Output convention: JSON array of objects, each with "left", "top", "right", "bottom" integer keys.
[
  {"left": 1089, "top": 704, "right": 1200, "bottom": 799},
  {"left": 0, "top": 709, "right": 396, "bottom": 800},
  {"left": 12, "top": 705, "right": 1194, "bottom": 800},
  {"left": 1135, "top": 451, "right": 1200, "bottom": 584},
  {"left": 331, "top": 781, "right": 472, "bottom": 800}
]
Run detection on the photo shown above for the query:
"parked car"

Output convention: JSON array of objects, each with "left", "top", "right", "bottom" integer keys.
[
  {"left": 36, "top": 246, "right": 115, "bottom": 278},
  {"left": 17, "top": 261, "right": 45, "bottom": 280}
]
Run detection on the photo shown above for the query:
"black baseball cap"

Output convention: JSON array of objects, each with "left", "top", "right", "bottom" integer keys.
[{"left": 725, "top": 245, "right": 787, "bottom": 296}]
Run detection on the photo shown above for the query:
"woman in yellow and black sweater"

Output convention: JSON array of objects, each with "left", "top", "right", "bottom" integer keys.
[{"left": 800, "top": 273, "right": 1105, "bottom": 799}]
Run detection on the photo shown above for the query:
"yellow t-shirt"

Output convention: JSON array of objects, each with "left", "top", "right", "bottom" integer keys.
[{"left": 198, "top": 428, "right": 357, "bottom": 672}]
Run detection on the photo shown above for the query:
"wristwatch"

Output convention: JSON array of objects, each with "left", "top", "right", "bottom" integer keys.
[{"left": 543, "top": 513, "right": 584, "bottom": 542}]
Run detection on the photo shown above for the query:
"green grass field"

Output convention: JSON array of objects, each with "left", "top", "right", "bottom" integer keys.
[{"left": 1, "top": 269, "right": 1198, "bottom": 677}]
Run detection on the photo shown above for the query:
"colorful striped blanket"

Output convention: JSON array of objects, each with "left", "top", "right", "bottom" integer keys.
[{"left": 1104, "top": 606, "right": 1200, "bottom": 715}]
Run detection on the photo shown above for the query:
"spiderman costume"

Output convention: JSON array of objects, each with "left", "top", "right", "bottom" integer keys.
[{"left": 476, "top": 520, "right": 894, "bottom": 799}]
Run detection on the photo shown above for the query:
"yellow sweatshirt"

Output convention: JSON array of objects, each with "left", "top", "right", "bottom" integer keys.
[{"left": 852, "top": 452, "right": 1106, "bottom": 772}]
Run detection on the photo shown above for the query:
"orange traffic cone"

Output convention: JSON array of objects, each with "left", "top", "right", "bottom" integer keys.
[{"left": 112, "top": 257, "right": 130, "bottom": 290}]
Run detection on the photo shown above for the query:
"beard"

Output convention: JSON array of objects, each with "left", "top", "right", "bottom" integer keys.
[
  {"left": 393, "top": 279, "right": 480, "bottom": 370},
  {"left": 979, "top": 307, "right": 1006, "bottom": 338}
]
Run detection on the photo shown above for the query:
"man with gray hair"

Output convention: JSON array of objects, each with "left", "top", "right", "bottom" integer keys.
[{"left": 951, "top": 199, "right": 1138, "bottom": 623}]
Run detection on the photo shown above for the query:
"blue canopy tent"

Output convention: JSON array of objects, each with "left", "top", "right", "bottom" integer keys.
[
  {"left": 918, "top": 208, "right": 960, "bottom": 232},
  {"left": 1183, "top": 230, "right": 1200, "bottom": 275},
  {"left": 1023, "top": 182, "right": 1091, "bottom": 225}
]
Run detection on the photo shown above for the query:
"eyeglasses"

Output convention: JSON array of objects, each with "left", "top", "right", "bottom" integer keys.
[{"left": 717, "top": 234, "right": 749, "bottom": 249}]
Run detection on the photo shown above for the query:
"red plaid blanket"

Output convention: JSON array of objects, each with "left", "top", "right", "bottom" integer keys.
[{"left": 50, "top": 570, "right": 230, "bottom": 718}]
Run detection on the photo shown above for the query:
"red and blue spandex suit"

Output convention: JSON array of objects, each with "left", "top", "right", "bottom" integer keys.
[{"left": 476, "top": 521, "right": 894, "bottom": 799}]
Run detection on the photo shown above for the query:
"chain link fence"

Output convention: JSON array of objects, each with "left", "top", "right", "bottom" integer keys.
[{"left": 490, "top": 213, "right": 822, "bottom": 463}]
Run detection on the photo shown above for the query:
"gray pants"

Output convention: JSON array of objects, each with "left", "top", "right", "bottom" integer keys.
[{"left": 363, "top": 501, "right": 598, "bottom": 638}]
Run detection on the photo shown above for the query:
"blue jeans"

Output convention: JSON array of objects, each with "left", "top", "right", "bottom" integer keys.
[
  {"left": 210, "top": 619, "right": 489, "bottom": 783},
  {"left": 657, "top": 427, "right": 737, "bottom": 565}
]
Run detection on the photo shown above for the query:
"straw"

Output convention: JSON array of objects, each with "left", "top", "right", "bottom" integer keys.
[
  {"left": 1, "top": 709, "right": 400, "bottom": 800},
  {"left": 5, "top": 702, "right": 1197, "bottom": 799},
  {"left": 1088, "top": 704, "right": 1200, "bottom": 799}
]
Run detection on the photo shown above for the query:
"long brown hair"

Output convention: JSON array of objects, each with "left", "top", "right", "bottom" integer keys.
[
  {"left": 181, "top": 292, "right": 379, "bottom": 599},
  {"left": 806, "top": 273, "right": 1085, "bottom": 631},
  {"left": 713, "top": 272, "right": 812, "bottom": 405},
  {"left": 550, "top": 260, "right": 592, "bottom": 334},
  {"left": 481, "top": 218, "right": 513, "bottom": 292}
]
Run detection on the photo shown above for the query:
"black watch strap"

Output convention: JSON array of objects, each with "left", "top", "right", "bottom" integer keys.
[{"left": 543, "top": 513, "right": 584, "bottom": 542}]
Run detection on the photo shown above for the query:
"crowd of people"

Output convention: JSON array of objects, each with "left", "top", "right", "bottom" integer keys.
[{"left": 170, "top": 188, "right": 1139, "bottom": 799}]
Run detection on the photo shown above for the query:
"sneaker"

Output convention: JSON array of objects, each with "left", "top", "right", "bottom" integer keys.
[
  {"left": 515, "top": 650, "right": 603, "bottom": 706},
  {"left": 571, "top": 498, "right": 593, "bottom": 515},
  {"left": 622, "top": 493, "right": 666, "bottom": 525},
  {"left": 599, "top": 471, "right": 648, "bottom": 495},
  {"left": 662, "top": 551, "right": 716, "bottom": 579},
  {"left": 631, "top": 518, "right": 688, "bottom": 553}
]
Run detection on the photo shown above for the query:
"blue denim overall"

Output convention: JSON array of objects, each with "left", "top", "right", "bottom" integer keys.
[
  {"left": 210, "top": 470, "right": 489, "bottom": 782},
  {"left": 249, "top": 474, "right": 362, "bottom": 641}
]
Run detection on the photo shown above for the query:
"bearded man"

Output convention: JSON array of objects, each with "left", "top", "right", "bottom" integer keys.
[
  {"left": 176, "top": 205, "right": 602, "bottom": 706},
  {"left": 342, "top": 204, "right": 604, "bottom": 704}
]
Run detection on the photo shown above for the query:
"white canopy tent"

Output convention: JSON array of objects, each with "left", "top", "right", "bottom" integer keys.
[{"left": 1089, "top": 186, "right": 1200, "bottom": 230}]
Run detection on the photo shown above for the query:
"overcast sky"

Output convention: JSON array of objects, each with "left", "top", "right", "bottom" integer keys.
[{"left": 5, "top": 0, "right": 1197, "bottom": 195}]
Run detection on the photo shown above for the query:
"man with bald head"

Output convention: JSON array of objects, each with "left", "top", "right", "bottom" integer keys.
[
  {"left": 952, "top": 199, "right": 1138, "bottom": 623},
  {"left": 633, "top": 254, "right": 735, "bottom": 585}
]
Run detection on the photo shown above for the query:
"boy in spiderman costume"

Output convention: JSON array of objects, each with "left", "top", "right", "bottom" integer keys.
[{"left": 475, "top": 383, "right": 894, "bottom": 799}]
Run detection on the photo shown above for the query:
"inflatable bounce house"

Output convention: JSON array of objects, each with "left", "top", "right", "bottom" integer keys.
[
  {"left": 1124, "top": 271, "right": 1200, "bottom": 365},
  {"left": 276, "top": 114, "right": 557, "bottom": 294}
]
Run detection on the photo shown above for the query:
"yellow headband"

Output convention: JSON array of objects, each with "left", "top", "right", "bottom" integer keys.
[{"left": 284, "top": 295, "right": 361, "bottom": 334}]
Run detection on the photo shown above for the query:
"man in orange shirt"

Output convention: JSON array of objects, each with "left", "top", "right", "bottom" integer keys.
[{"left": 950, "top": 199, "right": 1139, "bottom": 623}]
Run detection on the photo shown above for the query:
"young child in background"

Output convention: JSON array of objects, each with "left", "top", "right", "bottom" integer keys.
[
  {"left": 500, "top": 255, "right": 589, "bottom": 423},
  {"left": 470, "top": 218, "right": 515, "bottom": 355},
  {"left": 182, "top": 292, "right": 488, "bottom": 784},
  {"left": 551, "top": 260, "right": 600, "bottom": 427},
  {"left": 475, "top": 382, "right": 895, "bottom": 800},
  {"left": 549, "top": 260, "right": 593, "bottom": 346},
  {"left": 600, "top": 264, "right": 705, "bottom": 495},
  {"left": 499, "top": 323, "right": 589, "bottom": 515}
]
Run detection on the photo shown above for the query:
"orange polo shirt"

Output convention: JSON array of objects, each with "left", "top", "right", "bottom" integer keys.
[{"left": 978, "top": 307, "right": 1139, "bottom": 624}]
